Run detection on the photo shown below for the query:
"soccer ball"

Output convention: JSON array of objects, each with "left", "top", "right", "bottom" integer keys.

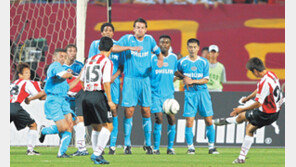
[{"left": 163, "top": 99, "right": 180, "bottom": 115}]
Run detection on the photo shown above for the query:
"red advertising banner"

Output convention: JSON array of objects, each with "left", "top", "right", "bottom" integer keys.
[{"left": 10, "top": 4, "right": 285, "bottom": 92}]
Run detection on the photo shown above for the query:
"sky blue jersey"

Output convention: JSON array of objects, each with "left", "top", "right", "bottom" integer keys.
[
  {"left": 44, "top": 62, "right": 69, "bottom": 97},
  {"left": 88, "top": 39, "right": 124, "bottom": 81},
  {"left": 117, "top": 34, "right": 161, "bottom": 78},
  {"left": 177, "top": 56, "right": 210, "bottom": 92},
  {"left": 62, "top": 60, "right": 84, "bottom": 76},
  {"left": 150, "top": 53, "right": 178, "bottom": 99}
]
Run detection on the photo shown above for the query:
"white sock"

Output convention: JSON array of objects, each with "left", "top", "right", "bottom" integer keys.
[
  {"left": 74, "top": 122, "right": 86, "bottom": 151},
  {"left": 239, "top": 135, "right": 254, "bottom": 160},
  {"left": 188, "top": 144, "right": 194, "bottom": 149},
  {"left": 271, "top": 122, "right": 280, "bottom": 135},
  {"left": 94, "top": 127, "right": 111, "bottom": 156},
  {"left": 208, "top": 143, "right": 214, "bottom": 150},
  {"left": 226, "top": 116, "right": 238, "bottom": 124},
  {"left": 27, "top": 130, "right": 38, "bottom": 151},
  {"left": 91, "top": 130, "right": 100, "bottom": 153}
]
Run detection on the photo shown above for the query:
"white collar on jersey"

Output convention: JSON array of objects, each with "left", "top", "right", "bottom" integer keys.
[{"left": 185, "top": 55, "right": 200, "bottom": 62}]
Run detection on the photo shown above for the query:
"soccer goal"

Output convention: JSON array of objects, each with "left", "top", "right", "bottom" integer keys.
[{"left": 10, "top": 0, "right": 90, "bottom": 147}]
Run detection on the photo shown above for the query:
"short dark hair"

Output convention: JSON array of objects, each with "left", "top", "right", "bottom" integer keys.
[
  {"left": 17, "top": 62, "right": 30, "bottom": 75},
  {"left": 133, "top": 18, "right": 147, "bottom": 28},
  {"left": 65, "top": 44, "right": 77, "bottom": 52},
  {"left": 159, "top": 35, "right": 171, "bottom": 41},
  {"left": 246, "top": 57, "right": 266, "bottom": 72},
  {"left": 99, "top": 37, "right": 113, "bottom": 52},
  {"left": 54, "top": 48, "right": 66, "bottom": 55},
  {"left": 187, "top": 38, "right": 200, "bottom": 46},
  {"left": 202, "top": 47, "right": 209, "bottom": 52},
  {"left": 100, "top": 22, "right": 115, "bottom": 33}
]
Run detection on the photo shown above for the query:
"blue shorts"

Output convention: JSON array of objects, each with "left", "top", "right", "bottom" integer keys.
[
  {"left": 121, "top": 77, "right": 151, "bottom": 107},
  {"left": 111, "top": 80, "right": 120, "bottom": 105},
  {"left": 183, "top": 89, "right": 213, "bottom": 118},
  {"left": 151, "top": 96, "right": 173, "bottom": 114},
  {"left": 44, "top": 95, "right": 76, "bottom": 122}
]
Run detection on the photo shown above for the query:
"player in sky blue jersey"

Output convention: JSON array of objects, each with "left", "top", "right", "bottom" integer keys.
[
  {"left": 62, "top": 44, "right": 89, "bottom": 156},
  {"left": 88, "top": 23, "right": 126, "bottom": 155},
  {"left": 150, "top": 35, "right": 178, "bottom": 155},
  {"left": 177, "top": 39, "right": 219, "bottom": 155},
  {"left": 115, "top": 18, "right": 164, "bottom": 154},
  {"left": 39, "top": 49, "right": 81, "bottom": 158}
]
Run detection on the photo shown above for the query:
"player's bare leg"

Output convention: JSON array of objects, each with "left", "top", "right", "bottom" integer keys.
[
  {"left": 166, "top": 113, "right": 176, "bottom": 155},
  {"left": 91, "top": 123, "right": 113, "bottom": 164},
  {"left": 213, "top": 111, "right": 247, "bottom": 126},
  {"left": 233, "top": 123, "right": 258, "bottom": 164},
  {"left": 72, "top": 116, "right": 89, "bottom": 156},
  {"left": 153, "top": 112, "right": 163, "bottom": 154},
  {"left": 185, "top": 117, "right": 195, "bottom": 154},
  {"left": 141, "top": 106, "right": 153, "bottom": 154},
  {"left": 109, "top": 104, "right": 118, "bottom": 155},
  {"left": 123, "top": 106, "right": 134, "bottom": 154},
  {"left": 26, "top": 122, "right": 40, "bottom": 155}
]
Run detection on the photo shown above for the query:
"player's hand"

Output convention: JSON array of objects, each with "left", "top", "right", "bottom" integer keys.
[
  {"left": 230, "top": 108, "right": 242, "bottom": 116},
  {"left": 183, "top": 76, "right": 194, "bottom": 85},
  {"left": 241, "top": 97, "right": 249, "bottom": 103},
  {"left": 108, "top": 101, "right": 116, "bottom": 111},
  {"left": 111, "top": 75, "right": 116, "bottom": 83},
  {"left": 157, "top": 59, "right": 164, "bottom": 68},
  {"left": 25, "top": 97, "right": 31, "bottom": 105},
  {"left": 129, "top": 46, "right": 143, "bottom": 52}
]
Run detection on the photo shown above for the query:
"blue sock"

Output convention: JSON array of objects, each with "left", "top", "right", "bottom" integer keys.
[
  {"left": 142, "top": 117, "right": 152, "bottom": 146},
  {"left": 58, "top": 131, "right": 72, "bottom": 156},
  {"left": 42, "top": 125, "right": 59, "bottom": 135},
  {"left": 167, "top": 124, "right": 176, "bottom": 149},
  {"left": 185, "top": 127, "right": 193, "bottom": 146},
  {"left": 153, "top": 123, "right": 162, "bottom": 150},
  {"left": 124, "top": 117, "right": 133, "bottom": 146},
  {"left": 110, "top": 116, "right": 118, "bottom": 147},
  {"left": 206, "top": 125, "right": 215, "bottom": 145}
]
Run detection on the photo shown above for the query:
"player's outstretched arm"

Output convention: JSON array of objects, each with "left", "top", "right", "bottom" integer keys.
[
  {"left": 230, "top": 101, "right": 262, "bottom": 116},
  {"left": 111, "top": 45, "right": 142, "bottom": 53},
  {"left": 60, "top": 72, "right": 73, "bottom": 79},
  {"left": 242, "top": 89, "right": 257, "bottom": 103},
  {"left": 25, "top": 90, "right": 47, "bottom": 104}
]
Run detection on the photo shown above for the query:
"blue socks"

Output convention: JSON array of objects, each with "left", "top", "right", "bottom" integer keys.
[
  {"left": 58, "top": 131, "right": 72, "bottom": 156},
  {"left": 206, "top": 125, "right": 215, "bottom": 145},
  {"left": 124, "top": 117, "right": 133, "bottom": 146},
  {"left": 142, "top": 117, "right": 152, "bottom": 146},
  {"left": 110, "top": 116, "right": 118, "bottom": 147},
  {"left": 167, "top": 124, "right": 176, "bottom": 149},
  {"left": 153, "top": 123, "right": 162, "bottom": 150},
  {"left": 41, "top": 125, "right": 59, "bottom": 135},
  {"left": 185, "top": 127, "right": 193, "bottom": 146}
]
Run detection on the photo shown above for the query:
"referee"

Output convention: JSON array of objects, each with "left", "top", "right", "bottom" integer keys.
[{"left": 80, "top": 37, "right": 115, "bottom": 165}]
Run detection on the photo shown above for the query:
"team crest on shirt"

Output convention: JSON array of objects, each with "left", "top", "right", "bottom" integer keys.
[
  {"left": 191, "top": 66, "right": 197, "bottom": 71},
  {"left": 163, "top": 62, "right": 169, "bottom": 67}
]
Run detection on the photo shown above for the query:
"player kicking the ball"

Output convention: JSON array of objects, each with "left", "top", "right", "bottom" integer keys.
[
  {"left": 213, "top": 57, "right": 284, "bottom": 164},
  {"left": 177, "top": 38, "right": 218, "bottom": 155},
  {"left": 150, "top": 35, "right": 178, "bottom": 155}
]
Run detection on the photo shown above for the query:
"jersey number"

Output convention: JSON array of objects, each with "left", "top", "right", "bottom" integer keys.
[
  {"left": 273, "top": 86, "right": 282, "bottom": 103},
  {"left": 10, "top": 84, "right": 19, "bottom": 96},
  {"left": 86, "top": 65, "right": 100, "bottom": 83}
]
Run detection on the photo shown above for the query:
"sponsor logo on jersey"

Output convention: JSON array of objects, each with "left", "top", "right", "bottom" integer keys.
[
  {"left": 163, "top": 62, "right": 169, "bottom": 67},
  {"left": 155, "top": 69, "right": 174, "bottom": 75},
  {"left": 191, "top": 66, "right": 197, "bottom": 71},
  {"left": 184, "top": 73, "right": 203, "bottom": 78},
  {"left": 131, "top": 51, "right": 149, "bottom": 58}
]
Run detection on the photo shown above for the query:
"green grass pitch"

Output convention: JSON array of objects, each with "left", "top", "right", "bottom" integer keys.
[{"left": 10, "top": 146, "right": 284, "bottom": 167}]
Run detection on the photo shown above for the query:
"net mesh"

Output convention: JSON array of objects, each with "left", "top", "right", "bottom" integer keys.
[{"left": 10, "top": 1, "right": 92, "bottom": 146}]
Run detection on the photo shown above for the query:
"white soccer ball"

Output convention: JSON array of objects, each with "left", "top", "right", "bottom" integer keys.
[{"left": 162, "top": 99, "right": 180, "bottom": 115}]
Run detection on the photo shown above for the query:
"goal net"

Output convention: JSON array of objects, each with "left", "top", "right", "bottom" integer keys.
[{"left": 10, "top": 0, "right": 90, "bottom": 146}]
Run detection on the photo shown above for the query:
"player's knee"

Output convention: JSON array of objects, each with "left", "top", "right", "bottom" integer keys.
[
  {"left": 112, "top": 110, "right": 118, "bottom": 117},
  {"left": 78, "top": 116, "right": 84, "bottom": 123},
  {"left": 124, "top": 107, "right": 134, "bottom": 118},
  {"left": 155, "top": 113, "right": 163, "bottom": 124},
  {"left": 104, "top": 123, "right": 113, "bottom": 132},
  {"left": 167, "top": 116, "right": 175, "bottom": 125},
  {"left": 186, "top": 119, "right": 194, "bottom": 127}
]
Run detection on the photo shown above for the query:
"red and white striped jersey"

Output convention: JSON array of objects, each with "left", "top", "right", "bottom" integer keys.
[
  {"left": 10, "top": 79, "right": 42, "bottom": 103},
  {"left": 67, "top": 76, "right": 83, "bottom": 97},
  {"left": 255, "top": 71, "right": 283, "bottom": 114},
  {"left": 81, "top": 54, "right": 113, "bottom": 91}
]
